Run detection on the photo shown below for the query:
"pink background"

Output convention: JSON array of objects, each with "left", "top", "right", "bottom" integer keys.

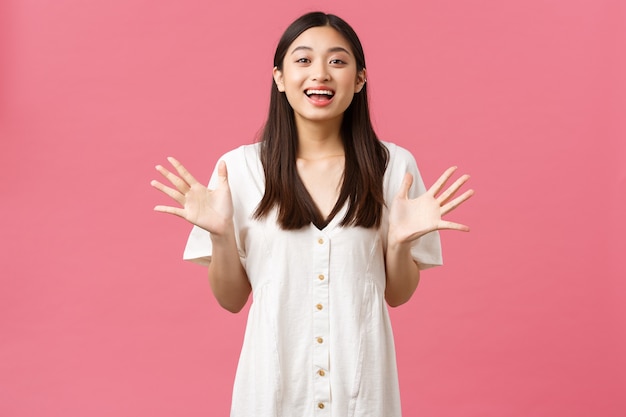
[{"left": 1, "top": 0, "right": 625, "bottom": 416}]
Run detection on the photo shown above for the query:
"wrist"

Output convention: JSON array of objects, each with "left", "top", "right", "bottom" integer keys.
[
  {"left": 387, "top": 228, "right": 421, "bottom": 251},
  {"left": 386, "top": 234, "right": 413, "bottom": 257},
  {"left": 209, "top": 219, "right": 236, "bottom": 245}
]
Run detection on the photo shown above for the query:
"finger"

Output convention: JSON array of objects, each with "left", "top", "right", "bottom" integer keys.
[
  {"left": 150, "top": 179, "right": 185, "bottom": 205},
  {"left": 218, "top": 160, "right": 227, "bottom": 177},
  {"left": 441, "top": 189, "right": 474, "bottom": 215},
  {"left": 428, "top": 166, "right": 457, "bottom": 196},
  {"left": 167, "top": 157, "right": 201, "bottom": 187},
  {"left": 437, "top": 174, "right": 470, "bottom": 205},
  {"left": 396, "top": 173, "right": 413, "bottom": 200},
  {"left": 217, "top": 160, "right": 229, "bottom": 185},
  {"left": 153, "top": 205, "right": 186, "bottom": 218},
  {"left": 156, "top": 164, "right": 190, "bottom": 193},
  {"left": 437, "top": 220, "right": 470, "bottom": 232}
]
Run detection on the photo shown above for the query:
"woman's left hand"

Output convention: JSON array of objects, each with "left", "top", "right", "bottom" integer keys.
[{"left": 388, "top": 167, "right": 474, "bottom": 246}]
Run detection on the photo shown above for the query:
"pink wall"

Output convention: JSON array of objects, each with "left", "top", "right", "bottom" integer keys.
[{"left": 1, "top": 0, "right": 625, "bottom": 416}]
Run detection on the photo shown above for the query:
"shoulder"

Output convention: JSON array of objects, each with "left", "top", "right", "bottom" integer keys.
[
  {"left": 206, "top": 143, "right": 263, "bottom": 190},
  {"left": 218, "top": 143, "right": 261, "bottom": 165},
  {"left": 379, "top": 140, "right": 419, "bottom": 177},
  {"left": 216, "top": 143, "right": 263, "bottom": 178},
  {"left": 380, "top": 140, "right": 427, "bottom": 200}
]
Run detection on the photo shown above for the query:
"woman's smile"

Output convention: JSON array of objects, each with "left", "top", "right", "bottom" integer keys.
[
  {"left": 272, "top": 26, "right": 366, "bottom": 126},
  {"left": 304, "top": 87, "right": 336, "bottom": 106}
]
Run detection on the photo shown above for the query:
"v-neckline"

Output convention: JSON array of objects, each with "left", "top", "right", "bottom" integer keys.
[
  {"left": 298, "top": 172, "right": 346, "bottom": 230},
  {"left": 296, "top": 156, "right": 345, "bottom": 230},
  {"left": 311, "top": 202, "right": 340, "bottom": 230},
  {"left": 311, "top": 200, "right": 347, "bottom": 232}
]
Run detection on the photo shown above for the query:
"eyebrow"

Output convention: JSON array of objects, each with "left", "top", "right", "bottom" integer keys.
[{"left": 290, "top": 46, "right": 352, "bottom": 56}]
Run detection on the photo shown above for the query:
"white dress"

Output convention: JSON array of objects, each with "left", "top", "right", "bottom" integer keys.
[{"left": 183, "top": 142, "right": 442, "bottom": 417}]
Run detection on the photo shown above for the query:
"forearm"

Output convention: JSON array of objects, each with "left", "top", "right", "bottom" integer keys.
[
  {"left": 384, "top": 239, "right": 421, "bottom": 307},
  {"left": 208, "top": 224, "right": 251, "bottom": 313}
]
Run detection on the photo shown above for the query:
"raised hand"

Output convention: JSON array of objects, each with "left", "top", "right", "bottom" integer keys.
[
  {"left": 150, "top": 157, "right": 234, "bottom": 236},
  {"left": 388, "top": 167, "right": 474, "bottom": 246}
]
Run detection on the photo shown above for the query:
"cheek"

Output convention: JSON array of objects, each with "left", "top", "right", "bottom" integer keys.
[
  {"left": 341, "top": 79, "right": 359, "bottom": 96},
  {"left": 336, "top": 72, "right": 359, "bottom": 90},
  {"left": 282, "top": 88, "right": 302, "bottom": 109},
  {"left": 281, "top": 72, "right": 305, "bottom": 91}
]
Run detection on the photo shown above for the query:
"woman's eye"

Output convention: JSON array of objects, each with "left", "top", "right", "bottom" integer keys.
[
  {"left": 330, "top": 59, "right": 346, "bottom": 65},
  {"left": 296, "top": 58, "right": 310, "bottom": 63}
]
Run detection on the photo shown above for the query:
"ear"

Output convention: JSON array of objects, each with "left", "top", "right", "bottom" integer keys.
[
  {"left": 273, "top": 66, "right": 285, "bottom": 92},
  {"left": 355, "top": 68, "right": 367, "bottom": 93}
]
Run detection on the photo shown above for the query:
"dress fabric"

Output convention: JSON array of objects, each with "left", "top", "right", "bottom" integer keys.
[{"left": 183, "top": 141, "right": 442, "bottom": 417}]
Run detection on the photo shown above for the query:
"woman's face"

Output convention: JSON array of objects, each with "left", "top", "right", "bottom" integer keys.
[{"left": 273, "top": 26, "right": 366, "bottom": 128}]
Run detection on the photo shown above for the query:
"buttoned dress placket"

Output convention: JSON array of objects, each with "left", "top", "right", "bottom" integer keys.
[{"left": 312, "top": 232, "right": 331, "bottom": 414}]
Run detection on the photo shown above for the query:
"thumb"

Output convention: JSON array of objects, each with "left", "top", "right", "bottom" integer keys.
[
  {"left": 217, "top": 160, "right": 228, "bottom": 182},
  {"left": 397, "top": 172, "right": 413, "bottom": 200}
]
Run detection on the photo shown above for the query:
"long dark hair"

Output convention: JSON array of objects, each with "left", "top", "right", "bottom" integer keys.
[{"left": 254, "top": 12, "right": 389, "bottom": 229}]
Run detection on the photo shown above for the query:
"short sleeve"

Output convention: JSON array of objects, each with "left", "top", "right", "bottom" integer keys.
[
  {"left": 181, "top": 160, "right": 222, "bottom": 266},
  {"left": 181, "top": 146, "right": 256, "bottom": 268},
  {"left": 383, "top": 142, "right": 443, "bottom": 270},
  {"left": 183, "top": 225, "right": 213, "bottom": 266}
]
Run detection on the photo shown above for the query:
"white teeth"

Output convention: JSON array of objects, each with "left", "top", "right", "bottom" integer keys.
[{"left": 306, "top": 89, "right": 334, "bottom": 96}]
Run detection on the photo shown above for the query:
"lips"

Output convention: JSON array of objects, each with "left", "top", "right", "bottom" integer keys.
[{"left": 304, "top": 88, "right": 335, "bottom": 104}]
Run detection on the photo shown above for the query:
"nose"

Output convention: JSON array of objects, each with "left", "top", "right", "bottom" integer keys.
[{"left": 310, "top": 61, "right": 330, "bottom": 81}]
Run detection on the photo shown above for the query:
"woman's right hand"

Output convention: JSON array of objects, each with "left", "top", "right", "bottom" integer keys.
[{"left": 151, "top": 157, "right": 234, "bottom": 236}]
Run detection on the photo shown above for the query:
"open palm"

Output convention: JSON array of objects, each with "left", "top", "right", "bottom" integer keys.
[
  {"left": 388, "top": 167, "right": 474, "bottom": 245},
  {"left": 150, "top": 157, "right": 234, "bottom": 236}
]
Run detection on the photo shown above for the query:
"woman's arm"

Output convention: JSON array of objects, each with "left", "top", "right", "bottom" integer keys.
[
  {"left": 384, "top": 240, "right": 421, "bottom": 307},
  {"left": 208, "top": 223, "right": 251, "bottom": 313},
  {"left": 151, "top": 157, "right": 250, "bottom": 313},
  {"left": 385, "top": 167, "right": 473, "bottom": 307}
]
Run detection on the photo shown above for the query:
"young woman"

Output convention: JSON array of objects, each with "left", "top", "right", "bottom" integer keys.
[{"left": 151, "top": 11, "right": 473, "bottom": 417}]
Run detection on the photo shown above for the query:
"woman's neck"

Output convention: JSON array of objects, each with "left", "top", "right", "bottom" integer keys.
[{"left": 295, "top": 117, "right": 344, "bottom": 160}]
